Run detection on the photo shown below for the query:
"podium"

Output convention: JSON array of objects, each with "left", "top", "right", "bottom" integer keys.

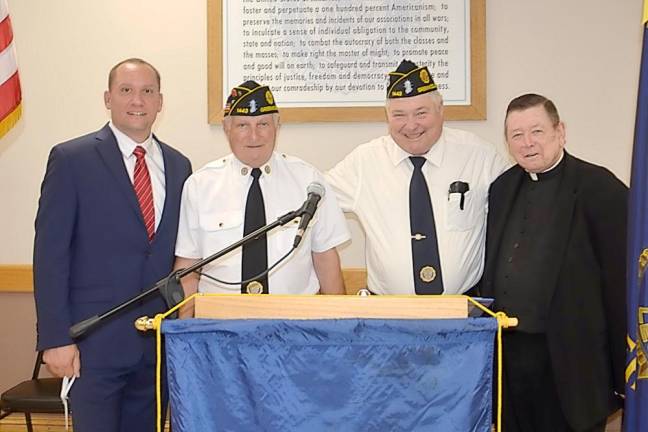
[{"left": 159, "top": 295, "right": 505, "bottom": 432}]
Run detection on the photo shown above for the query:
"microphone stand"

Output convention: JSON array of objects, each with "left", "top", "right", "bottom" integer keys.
[{"left": 69, "top": 209, "right": 302, "bottom": 339}]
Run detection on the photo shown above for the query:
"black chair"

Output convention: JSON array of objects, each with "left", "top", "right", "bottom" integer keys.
[{"left": 0, "top": 351, "right": 65, "bottom": 432}]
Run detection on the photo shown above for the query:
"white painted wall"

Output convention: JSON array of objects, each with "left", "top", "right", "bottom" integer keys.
[
  {"left": 0, "top": 4, "right": 641, "bottom": 421},
  {"left": 0, "top": 0, "right": 642, "bottom": 268}
]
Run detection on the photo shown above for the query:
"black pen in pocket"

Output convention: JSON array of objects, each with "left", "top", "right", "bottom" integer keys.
[{"left": 448, "top": 181, "right": 470, "bottom": 210}]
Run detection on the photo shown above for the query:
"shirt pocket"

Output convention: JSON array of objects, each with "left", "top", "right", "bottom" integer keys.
[
  {"left": 273, "top": 211, "right": 320, "bottom": 253},
  {"left": 198, "top": 210, "right": 244, "bottom": 256},
  {"left": 200, "top": 210, "right": 243, "bottom": 232},
  {"left": 273, "top": 215, "right": 302, "bottom": 251},
  {"left": 445, "top": 190, "right": 483, "bottom": 231}
]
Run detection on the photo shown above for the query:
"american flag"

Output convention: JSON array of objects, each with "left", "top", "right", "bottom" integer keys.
[{"left": 0, "top": 0, "right": 20, "bottom": 138}]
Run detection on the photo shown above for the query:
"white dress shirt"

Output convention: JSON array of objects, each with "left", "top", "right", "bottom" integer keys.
[
  {"left": 175, "top": 152, "right": 350, "bottom": 294},
  {"left": 109, "top": 122, "right": 166, "bottom": 230},
  {"left": 326, "top": 127, "right": 509, "bottom": 295}
]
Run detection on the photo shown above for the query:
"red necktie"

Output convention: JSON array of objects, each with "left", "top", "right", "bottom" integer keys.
[{"left": 133, "top": 146, "right": 155, "bottom": 241}]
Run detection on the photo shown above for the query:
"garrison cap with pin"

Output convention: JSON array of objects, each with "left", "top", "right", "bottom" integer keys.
[
  {"left": 223, "top": 80, "right": 279, "bottom": 116},
  {"left": 387, "top": 59, "right": 437, "bottom": 99}
]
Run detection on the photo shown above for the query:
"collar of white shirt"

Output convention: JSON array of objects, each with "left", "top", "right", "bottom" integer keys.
[
  {"left": 231, "top": 152, "right": 275, "bottom": 178},
  {"left": 109, "top": 122, "right": 154, "bottom": 159},
  {"left": 387, "top": 131, "right": 446, "bottom": 169}
]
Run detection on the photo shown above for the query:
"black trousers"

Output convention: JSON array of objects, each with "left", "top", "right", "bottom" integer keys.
[{"left": 499, "top": 331, "right": 606, "bottom": 432}]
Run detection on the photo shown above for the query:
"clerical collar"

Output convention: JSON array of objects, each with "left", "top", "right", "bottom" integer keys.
[{"left": 527, "top": 151, "right": 565, "bottom": 181}]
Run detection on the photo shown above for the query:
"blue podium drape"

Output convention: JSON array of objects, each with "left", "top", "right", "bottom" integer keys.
[{"left": 162, "top": 318, "right": 497, "bottom": 432}]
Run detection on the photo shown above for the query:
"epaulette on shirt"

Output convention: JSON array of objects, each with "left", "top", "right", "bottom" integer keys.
[
  {"left": 280, "top": 153, "right": 313, "bottom": 169},
  {"left": 200, "top": 156, "right": 231, "bottom": 172}
]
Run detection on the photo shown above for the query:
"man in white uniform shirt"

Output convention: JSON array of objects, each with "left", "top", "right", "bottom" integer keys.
[
  {"left": 175, "top": 81, "right": 349, "bottom": 314},
  {"left": 326, "top": 60, "right": 508, "bottom": 295}
]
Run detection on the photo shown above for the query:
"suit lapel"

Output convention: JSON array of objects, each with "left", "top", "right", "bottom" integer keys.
[
  {"left": 540, "top": 153, "right": 578, "bottom": 299},
  {"left": 155, "top": 138, "right": 174, "bottom": 237},
  {"left": 94, "top": 124, "right": 148, "bottom": 235}
]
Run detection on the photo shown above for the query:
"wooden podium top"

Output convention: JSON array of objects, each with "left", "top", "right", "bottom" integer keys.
[{"left": 194, "top": 294, "right": 471, "bottom": 320}]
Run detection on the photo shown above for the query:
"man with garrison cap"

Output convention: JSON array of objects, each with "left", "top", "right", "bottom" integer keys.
[
  {"left": 174, "top": 81, "right": 349, "bottom": 315},
  {"left": 326, "top": 60, "right": 508, "bottom": 295}
]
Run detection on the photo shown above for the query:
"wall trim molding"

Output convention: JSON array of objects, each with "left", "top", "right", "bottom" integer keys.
[
  {"left": 0, "top": 264, "right": 33, "bottom": 292},
  {"left": 0, "top": 266, "right": 367, "bottom": 295}
]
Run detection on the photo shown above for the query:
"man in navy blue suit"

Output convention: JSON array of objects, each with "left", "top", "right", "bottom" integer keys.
[{"left": 33, "top": 58, "right": 191, "bottom": 432}]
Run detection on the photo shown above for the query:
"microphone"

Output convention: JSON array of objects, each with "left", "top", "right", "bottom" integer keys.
[{"left": 293, "top": 182, "right": 326, "bottom": 248}]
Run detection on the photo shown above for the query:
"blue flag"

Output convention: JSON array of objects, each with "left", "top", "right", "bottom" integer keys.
[
  {"left": 162, "top": 318, "right": 497, "bottom": 432},
  {"left": 625, "top": 3, "right": 648, "bottom": 431}
]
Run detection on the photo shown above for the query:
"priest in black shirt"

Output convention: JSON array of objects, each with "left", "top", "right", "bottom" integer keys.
[{"left": 480, "top": 93, "right": 627, "bottom": 432}]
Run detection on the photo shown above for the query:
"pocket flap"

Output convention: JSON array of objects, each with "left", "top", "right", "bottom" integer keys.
[{"left": 200, "top": 210, "right": 243, "bottom": 231}]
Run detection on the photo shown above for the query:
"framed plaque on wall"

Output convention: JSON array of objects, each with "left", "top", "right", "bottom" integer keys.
[{"left": 208, "top": 0, "right": 486, "bottom": 122}]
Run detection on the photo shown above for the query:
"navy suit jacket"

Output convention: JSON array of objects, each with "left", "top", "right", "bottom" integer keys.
[{"left": 33, "top": 124, "right": 191, "bottom": 368}]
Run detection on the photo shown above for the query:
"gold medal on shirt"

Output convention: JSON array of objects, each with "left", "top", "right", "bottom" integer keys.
[
  {"left": 420, "top": 266, "right": 437, "bottom": 283},
  {"left": 246, "top": 281, "right": 264, "bottom": 294}
]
